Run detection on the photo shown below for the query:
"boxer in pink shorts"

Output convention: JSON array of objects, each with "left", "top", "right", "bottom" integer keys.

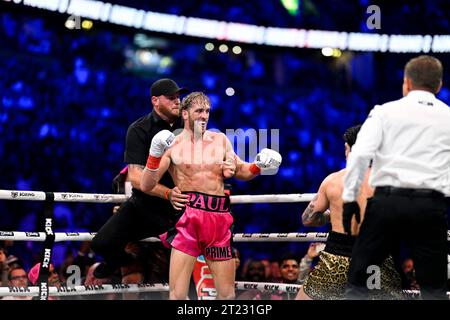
[
  {"left": 140, "top": 92, "right": 282, "bottom": 300},
  {"left": 162, "top": 192, "right": 233, "bottom": 261}
]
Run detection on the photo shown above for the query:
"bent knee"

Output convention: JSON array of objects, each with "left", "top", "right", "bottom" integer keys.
[
  {"left": 217, "top": 291, "right": 235, "bottom": 300},
  {"left": 169, "top": 290, "right": 188, "bottom": 300}
]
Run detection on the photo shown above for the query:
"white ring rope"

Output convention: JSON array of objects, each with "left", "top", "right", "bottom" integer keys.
[
  {"left": 1, "top": 231, "right": 450, "bottom": 242},
  {"left": 235, "top": 281, "right": 301, "bottom": 294},
  {"left": 0, "top": 190, "right": 127, "bottom": 203},
  {"left": 233, "top": 232, "right": 329, "bottom": 242},
  {"left": 0, "top": 282, "right": 448, "bottom": 298},
  {"left": 234, "top": 282, "right": 450, "bottom": 298},
  {"left": 0, "top": 231, "right": 335, "bottom": 242},
  {"left": 2, "top": 189, "right": 447, "bottom": 204},
  {"left": 230, "top": 194, "right": 316, "bottom": 203},
  {"left": 0, "top": 283, "right": 169, "bottom": 297},
  {"left": 0, "top": 189, "right": 315, "bottom": 203}
]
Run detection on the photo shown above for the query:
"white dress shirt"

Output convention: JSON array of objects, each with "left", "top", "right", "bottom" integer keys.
[{"left": 343, "top": 90, "right": 450, "bottom": 202}]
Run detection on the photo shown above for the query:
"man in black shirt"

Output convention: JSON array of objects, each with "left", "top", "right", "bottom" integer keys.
[{"left": 92, "top": 78, "right": 189, "bottom": 278}]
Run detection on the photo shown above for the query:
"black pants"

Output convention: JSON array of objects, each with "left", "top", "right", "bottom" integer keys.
[
  {"left": 347, "top": 187, "right": 448, "bottom": 300},
  {"left": 91, "top": 193, "right": 175, "bottom": 268}
]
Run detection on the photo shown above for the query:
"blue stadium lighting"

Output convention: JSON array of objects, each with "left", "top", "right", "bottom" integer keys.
[{"left": 7, "top": 0, "right": 450, "bottom": 52}]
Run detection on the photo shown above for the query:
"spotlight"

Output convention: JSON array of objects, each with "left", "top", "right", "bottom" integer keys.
[
  {"left": 232, "top": 46, "right": 242, "bottom": 54},
  {"left": 81, "top": 20, "right": 93, "bottom": 30},
  {"left": 65, "top": 19, "right": 76, "bottom": 30},
  {"left": 219, "top": 44, "right": 229, "bottom": 53},
  {"left": 138, "top": 50, "right": 152, "bottom": 65},
  {"left": 332, "top": 48, "right": 342, "bottom": 57},
  {"left": 205, "top": 43, "right": 214, "bottom": 51},
  {"left": 225, "top": 87, "right": 235, "bottom": 96},
  {"left": 321, "top": 47, "right": 333, "bottom": 57}
]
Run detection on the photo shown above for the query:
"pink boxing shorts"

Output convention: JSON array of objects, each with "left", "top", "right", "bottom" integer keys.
[{"left": 160, "top": 192, "right": 234, "bottom": 261}]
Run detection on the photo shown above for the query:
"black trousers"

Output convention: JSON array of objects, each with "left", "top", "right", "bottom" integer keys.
[
  {"left": 91, "top": 193, "right": 175, "bottom": 268},
  {"left": 347, "top": 187, "right": 448, "bottom": 300}
]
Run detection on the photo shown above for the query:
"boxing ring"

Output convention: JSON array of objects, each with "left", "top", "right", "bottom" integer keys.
[{"left": 0, "top": 189, "right": 449, "bottom": 300}]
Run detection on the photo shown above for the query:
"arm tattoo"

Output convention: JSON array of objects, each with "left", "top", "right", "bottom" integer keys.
[{"left": 302, "top": 195, "right": 330, "bottom": 226}]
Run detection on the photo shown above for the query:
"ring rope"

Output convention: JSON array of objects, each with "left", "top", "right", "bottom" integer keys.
[
  {"left": 0, "top": 231, "right": 329, "bottom": 242},
  {"left": 230, "top": 194, "right": 316, "bottom": 203},
  {"left": 0, "top": 282, "right": 448, "bottom": 298},
  {"left": 0, "top": 283, "right": 169, "bottom": 297},
  {"left": 0, "top": 190, "right": 128, "bottom": 203},
  {"left": 233, "top": 232, "right": 329, "bottom": 242},
  {"left": 0, "top": 189, "right": 315, "bottom": 203},
  {"left": 1, "top": 231, "right": 449, "bottom": 242},
  {"left": 233, "top": 282, "right": 450, "bottom": 298}
]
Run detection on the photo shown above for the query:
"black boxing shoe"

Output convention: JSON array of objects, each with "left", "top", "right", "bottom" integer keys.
[{"left": 93, "top": 262, "right": 115, "bottom": 279}]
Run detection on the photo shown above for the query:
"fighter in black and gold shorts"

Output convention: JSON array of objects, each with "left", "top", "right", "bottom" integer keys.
[{"left": 303, "top": 231, "right": 403, "bottom": 300}]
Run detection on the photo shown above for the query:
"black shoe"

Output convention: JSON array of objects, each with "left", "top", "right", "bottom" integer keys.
[{"left": 93, "top": 262, "right": 115, "bottom": 279}]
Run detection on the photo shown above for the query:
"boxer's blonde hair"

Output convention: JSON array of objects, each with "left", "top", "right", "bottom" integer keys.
[{"left": 179, "top": 92, "right": 210, "bottom": 116}]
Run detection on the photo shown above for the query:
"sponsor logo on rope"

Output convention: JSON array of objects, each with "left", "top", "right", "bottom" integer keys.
[
  {"left": 276, "top": 233, "right": 288, "bottom": 238},
  {"left": 295, "top": 233, "right": 307, "bottom": 238},
  {"left": 85, "top": 285, "right": 104, "bottom": 291},
  {"left": 0, "top": 231, "right": 14, "bottom": 236},
  {"left": 260, "top": 233, "right": 270, "bottom": 238},
  {"left": 9, "top": 286, "right": 31, "bottom": 293},
  {"left": 58, "top": 286, "right": 77, "bottom": 293},
  {"left": 243, "top": 283, "right": 258, "bottom": 290},
  {"left": 61, "top": 193, "right": 83, "bottom": 199},
  {"left": 316, "top": 233, "right": 328, "bottom": 238},
  {"left": 65, "top": 232, "right": 80, "bottom": 236},
  {"left": 25, "top": 232, "right": 40, "bottom": 237},
  {"left": 93, "top": 194, "right": 114, "bottom": 201},
  {"left": 285, "top": 285, "right": 299, "bottom": 293},
  {"left": 263, "top": 284, "right": 279, "bottom": 291},
  {"left": 11, "top": 191, "right": 35, "bottom": 198},
  {"left": 113, "top": 284, "right": 130, "bottom": 289},
  {"left": 242, "top": 233, "right": 252, "bottom": 238},
  {"left": 138, "top": 283, "right": 157, "bottom": 288}
]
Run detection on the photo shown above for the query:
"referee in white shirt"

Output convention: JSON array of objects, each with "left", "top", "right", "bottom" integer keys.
[{"left": 342, "top": 55, "right": 450, "bottom": 300}]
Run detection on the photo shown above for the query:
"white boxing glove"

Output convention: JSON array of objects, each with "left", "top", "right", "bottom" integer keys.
[
  {"left": 146, "top": 130, "right": 175, "bottom": 170},
  {"left": 149, "top": 130, "right": 175, "bottom": 158},
  {"left": 255, "top": 148, "right": 282, "bottom": 170}
]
